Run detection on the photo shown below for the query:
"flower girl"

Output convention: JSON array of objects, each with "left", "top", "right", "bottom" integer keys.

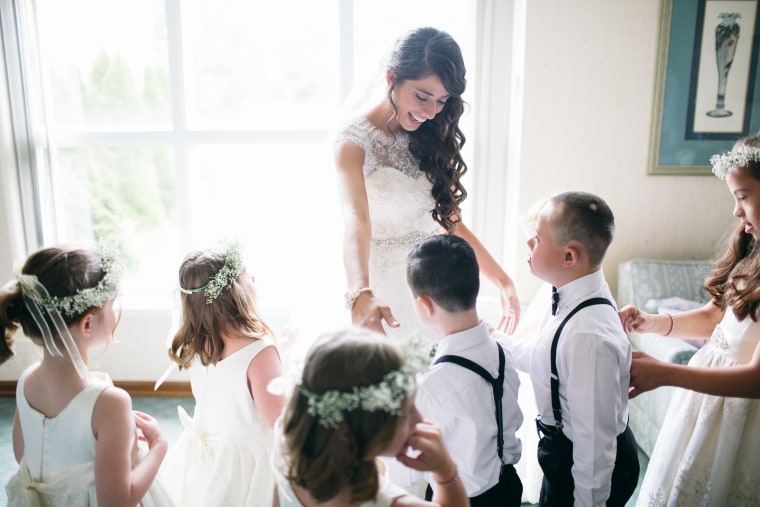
[
  {"left": 620, "top": 132, "right": 760, "bottom": 505},
  {"left": 1, "top": 244, "right": 173, "bottom": 506},
  {"left": 275, "top": 327, "right": 469, "bottom": 507},
  {"left": 160, "top": 240, "right": 284, "bottom": 506}
]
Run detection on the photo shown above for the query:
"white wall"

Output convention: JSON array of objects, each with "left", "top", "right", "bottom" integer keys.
[
  {"left": 0, "top": 0, "right": 737, "bottom": 381},
  {"left": 506, "top": 0, "right": 735, "bottom": 303}
]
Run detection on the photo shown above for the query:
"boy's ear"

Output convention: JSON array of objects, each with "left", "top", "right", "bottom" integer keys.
[
  {"left": 564, "top": 244, "right": 580, "bottom": 267},
  {"left": 415, "top": 294, "right": 436, "bottom": 317}
]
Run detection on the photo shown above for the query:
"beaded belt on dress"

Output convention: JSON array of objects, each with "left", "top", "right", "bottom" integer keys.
[{"left": 372, "top": 230, "right": 438, "bottom": 250}]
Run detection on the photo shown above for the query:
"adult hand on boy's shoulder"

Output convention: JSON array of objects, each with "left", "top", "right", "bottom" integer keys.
[{"left": 618, "top": 304, "right": 650, "bottom": 333}]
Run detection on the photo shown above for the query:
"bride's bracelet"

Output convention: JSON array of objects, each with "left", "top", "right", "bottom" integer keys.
[{"left": 344, "top": 287, "right": 372, "bottom": 309}]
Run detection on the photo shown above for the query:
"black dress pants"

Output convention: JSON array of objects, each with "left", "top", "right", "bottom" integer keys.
[
  {"left": 538, "top": 425, "right": 640, "bottom": 507},
  {"left": 425, "top": 464, "right": 523, "bottom": 506}
]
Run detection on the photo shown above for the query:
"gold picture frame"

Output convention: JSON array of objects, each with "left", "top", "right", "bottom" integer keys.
[{"left": 649, "top": 0, "right": 760, "bottom": 175}]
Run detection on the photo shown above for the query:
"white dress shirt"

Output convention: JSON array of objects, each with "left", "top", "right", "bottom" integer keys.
[
  {"left": 508, "top": 269, "right": 631, "bottom": 507},
  {"left": 389, "top": 320, "right": 523, "bottom": 496}
]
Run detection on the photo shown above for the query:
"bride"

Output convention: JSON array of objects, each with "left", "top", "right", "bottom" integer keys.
[{"left": 333, "top": 26, "right": 521, "bottom": 341}]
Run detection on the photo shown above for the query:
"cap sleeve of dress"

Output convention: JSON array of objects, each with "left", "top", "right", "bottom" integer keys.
[{"left": 334, "top": 118, "right": 374, "bottom": 152}]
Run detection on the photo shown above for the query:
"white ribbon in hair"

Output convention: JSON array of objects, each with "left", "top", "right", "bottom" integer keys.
[{"left": 16, "top": 273, "right": 91, "bottom": 379}]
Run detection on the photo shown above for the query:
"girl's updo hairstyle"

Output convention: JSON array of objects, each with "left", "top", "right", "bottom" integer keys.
[
  {"left": 170, "top": 246, "right": 273, "bottom": 368},
  {"left": 0, "top": 245, "right": 113, "bottom": 364},
  {"left": 386, "top": 26, "right": 468, "bottom": 233},
  {"left": 281, "top": 328, "right": 404, "bottom": 503},
  {"left": 706, "top": 133, "right": 760, "bottom": 320}
]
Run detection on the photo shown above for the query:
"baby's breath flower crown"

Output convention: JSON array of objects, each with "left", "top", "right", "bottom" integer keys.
[
  {"left": 298, "top": 334, "right": 430, "bottom": 429},
  {"left": 34, "top": 244, "right": 123, "bottom": 317},
  {"left": 709, "top": 146, "right": 760, "bottom": 179},
  {"left": 179, "top": 240, "right": 244, "bottom": 304}
]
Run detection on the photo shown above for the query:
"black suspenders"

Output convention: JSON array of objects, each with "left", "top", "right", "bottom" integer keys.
[
  {"left": 549, "top": 297, "right": 614, "bottom": 429},
  {"left": 435, "top": 342, "right": 507, "bottom": 460}
]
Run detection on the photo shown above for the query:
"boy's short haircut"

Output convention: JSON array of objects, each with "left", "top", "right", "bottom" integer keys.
[
  {"left": 406, "top": 234, "right": 479, "bottom": 312},
  {"left": 549, "top": 191, "right": 615, "bottom": 267}
]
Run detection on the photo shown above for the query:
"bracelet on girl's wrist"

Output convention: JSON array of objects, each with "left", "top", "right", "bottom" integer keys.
[
  {"left": 344, "top": 287, "right": 372, "bottom": 309},
  {"left": 663, "top": 312, "right": 675, "bottom": 336},
  {"left": 433, "top": 465, "right": 458, "bottom": 487}
]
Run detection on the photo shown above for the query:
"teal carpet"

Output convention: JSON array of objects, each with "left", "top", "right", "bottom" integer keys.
[{"left": 0, "top": 397, "right": 646, "bottom": 506}]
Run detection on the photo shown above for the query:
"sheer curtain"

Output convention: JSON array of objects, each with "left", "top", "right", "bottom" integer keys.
[{"left": 473, "top": 0, "right": 542, "bottom": 503}]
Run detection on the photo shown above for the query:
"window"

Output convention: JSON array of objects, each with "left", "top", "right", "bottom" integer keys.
[{"left": 3, "top": 0, "right": 476, "bottom": 322}]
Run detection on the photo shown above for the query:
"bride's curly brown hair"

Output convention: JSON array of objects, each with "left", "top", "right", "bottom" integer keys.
[
  {"left": 385, "top": 27, "right": 468, "bottom": 233},
  {"left": 705, "top": 133, "right": 760, "bottom": 321}
]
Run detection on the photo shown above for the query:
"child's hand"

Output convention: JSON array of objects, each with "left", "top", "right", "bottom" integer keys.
[
  {"left": 629, "top": 351, "right": 667, "bottom": 398},
  {"left": 395, "top": 421, "right": 456, "bottom": 481},
  {"left": 133, "top": 410, "right": 167, "bottom": 451},
  {"left": 618, "top": 304, "right": 653, "bottom": 333}
]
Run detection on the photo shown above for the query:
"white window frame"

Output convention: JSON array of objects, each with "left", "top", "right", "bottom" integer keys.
[{"left": 1, "top": 0, "right": 515, "bottom": 313}]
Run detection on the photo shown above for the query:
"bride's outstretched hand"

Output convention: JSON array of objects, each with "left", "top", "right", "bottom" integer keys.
[
  {"left": 497, "top": 279, "right": 521, "bottom": 335},
  {"left": 351, "top": 291, "right": 399, "bottom": 335}
]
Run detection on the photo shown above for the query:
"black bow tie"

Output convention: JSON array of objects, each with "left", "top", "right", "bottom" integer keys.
[{"left": 551, "top": 286, "right": 560, "bottom": 316}]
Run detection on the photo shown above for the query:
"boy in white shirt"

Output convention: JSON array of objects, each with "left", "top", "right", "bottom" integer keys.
[
  {"left": 514, "top": 191, "right": 639, "bottom": 506},
  {"left": 398, "top": 233, "right": 524, "bottom": 506}
]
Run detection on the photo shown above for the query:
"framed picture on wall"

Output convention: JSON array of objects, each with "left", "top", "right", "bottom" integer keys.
[{"left": 649, "top": 0, "right": 760, "bottom": 175}]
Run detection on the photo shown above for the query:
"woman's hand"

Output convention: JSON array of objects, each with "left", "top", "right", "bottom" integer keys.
[
  {"left": 451, "top": 220, "right": 520, "bottom": 336},
  {"left": 629, "top": 351, "right": 668, "bottom": 398},
  {"left": 618, "top": 304, "right": 654, "bottom": 333},
  {"left": 496, "top": 279, "right": 520, "bottom": 335},
  {"left": 351, "top": 290, "right": 400, "bottom": 335}
]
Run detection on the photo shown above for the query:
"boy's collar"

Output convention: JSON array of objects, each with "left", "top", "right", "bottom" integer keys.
[
  {"left": 554, "top": 269, "right": 606, "bottom": 309},
  {"left": 550, "top": 262, "right": 603, "bottom": 288},
  {"left": 435, "top": 320, "right": 489, "bottom": 356}
]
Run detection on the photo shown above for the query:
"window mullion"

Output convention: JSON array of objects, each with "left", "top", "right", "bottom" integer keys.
[
  {"left": 165, "top": 0, "right": 193, "bottom": 250},
  {"left": 338, "top": 0, "right": 353, "bottom": 103}
]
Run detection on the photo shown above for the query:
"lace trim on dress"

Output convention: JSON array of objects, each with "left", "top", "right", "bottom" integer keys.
[
  {"left": 335, "top": 118, "right": 424, "bottom": 180},
  {"left": 709, "top": 326, "right": 729, "bottom": 349}
]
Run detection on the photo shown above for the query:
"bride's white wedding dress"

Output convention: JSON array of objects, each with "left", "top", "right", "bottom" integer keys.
[
  {"left": 336, "top": 118, "right": 439, "bottom": 340},
  {"left": 636, "top": 307, "right": 760, "bottom": 506},
  {"left": 336, "top": 118, "right": 543, "bottom": 504}
]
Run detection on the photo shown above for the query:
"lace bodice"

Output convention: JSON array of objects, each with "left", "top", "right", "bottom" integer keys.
[
  {"left": 336, "top": 118, "right": 422, "bottom": 179},
  {"left": 335, "top": 118, "right": 438, "bottom": 241},
  {"left": 705, "top": 307, "right": 759, "bottom": 362}
]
